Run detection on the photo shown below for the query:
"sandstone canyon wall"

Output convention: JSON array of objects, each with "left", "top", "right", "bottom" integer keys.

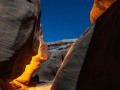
[
  {"left": 51, "top": 0, "right": 120, "bottom": 90},
  {"left": 0, "top": 0, "right": 47, "bottom": 89},
  {"left": 76, "top": 0, "right": 120, "bottom": 89},
  {"left": 0, "top": 0, "right": 120, "bottom": 90}
]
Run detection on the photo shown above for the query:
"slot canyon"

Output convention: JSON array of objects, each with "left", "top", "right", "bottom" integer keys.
[{"left": 0, "top": 0, "right": 120, "bottom": 90}]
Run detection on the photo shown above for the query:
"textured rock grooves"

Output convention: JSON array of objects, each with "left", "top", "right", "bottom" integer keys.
[
  {"left": 76, "top": 1, "right": 120, "bottom": 90},
  {"left": 0, "top": 0, "right": 49, "bottom": 89}
]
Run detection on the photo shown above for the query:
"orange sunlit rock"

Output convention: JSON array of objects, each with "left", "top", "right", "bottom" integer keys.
[
  {"left": 14, "top": 38, "right": 50, "bottom": 85},
  {"left": 8, "top": 37, "right": 50, "bottom": 89},
  {"left": 90, "top": 0, "right": 116, "bottom": 23},
  {"left": 8, "top": 80, "right": 52, "bottom": 90}
]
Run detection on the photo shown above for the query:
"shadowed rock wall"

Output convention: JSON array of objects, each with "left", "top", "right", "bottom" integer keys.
[{"left": 77, "top": 0, "right": 120, "bottom": 89}]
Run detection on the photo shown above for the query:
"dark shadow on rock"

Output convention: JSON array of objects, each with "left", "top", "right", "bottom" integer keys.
[{"left": 76, "top": 1, "right": 120, "bottom": 90}]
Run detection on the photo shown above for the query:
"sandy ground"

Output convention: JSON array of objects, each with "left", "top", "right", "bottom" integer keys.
[{"left": 28, "top": 83, "right": 52, "bottom": 90}]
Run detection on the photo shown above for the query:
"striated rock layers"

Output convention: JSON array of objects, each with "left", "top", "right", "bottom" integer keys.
[
  {"left": 0, "top": 0, "right": 50, "bottom": 90},
  {"left": 90, "top": 0, "right": 116, "bottom": 22}
]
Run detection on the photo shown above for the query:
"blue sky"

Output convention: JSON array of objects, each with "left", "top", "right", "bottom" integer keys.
[{"left": 41, "top": 0, "right": 94, "bottom": 42}]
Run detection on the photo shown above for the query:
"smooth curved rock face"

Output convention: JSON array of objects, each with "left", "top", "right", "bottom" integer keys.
[
  {"left": 51, "top": 24, "right": 94, "bottom": 90},
  {"left": 0, "top": 0, "right": 41, "bottom": 89},
  {"left": 77, "top": 1, "right": 120, "bottom": 90},
  {"left": 90, "top": 0, "right": 116, "bottom": 22}
]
